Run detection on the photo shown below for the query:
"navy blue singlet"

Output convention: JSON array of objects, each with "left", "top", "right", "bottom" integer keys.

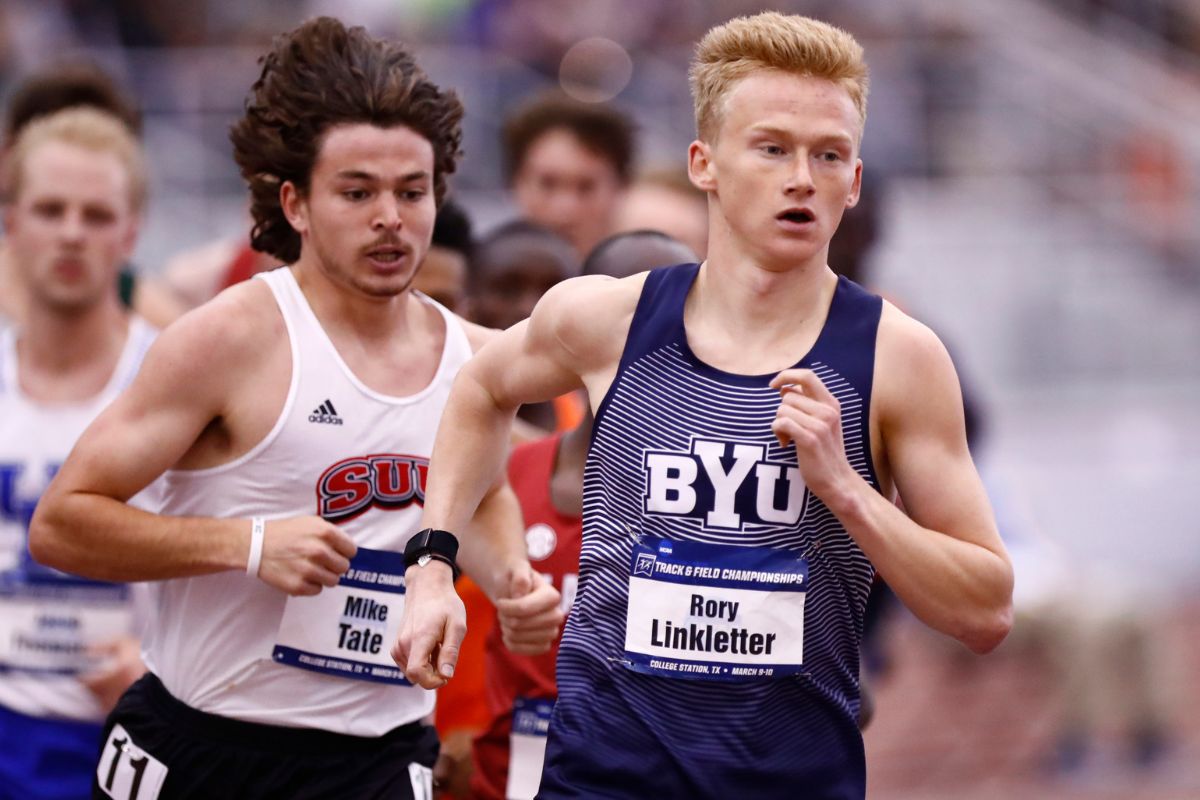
[{"left": 538, "top": 263, "right": 883, "bottom": 799}]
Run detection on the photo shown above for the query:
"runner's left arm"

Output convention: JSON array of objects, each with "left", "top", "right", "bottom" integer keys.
[{"left": 770, "top": 306, "right": 1013, "bottom": 654}]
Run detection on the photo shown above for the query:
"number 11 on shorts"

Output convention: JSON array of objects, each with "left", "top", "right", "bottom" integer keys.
[{"left": 97, "top": 724, "right": 169, "bottom": 800}]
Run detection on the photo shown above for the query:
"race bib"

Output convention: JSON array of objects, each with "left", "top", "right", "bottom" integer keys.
[
  {"left": 408, "top": 762, "right": 433, "bottom": 800},
  {"left": 96, "top": 724, "right": 169, "bottom": 800},
  {"left": 507, "top": 696, "right": 553, "bottom": 800},
  {"left": 0, "top": 579, "right": 132, "bottom": 674},
  {"left": 273, "top": 547, "right": 409, "bottom": 684},
  {"left": 623, "top": 537, "right": 807, "bottom": 681}
]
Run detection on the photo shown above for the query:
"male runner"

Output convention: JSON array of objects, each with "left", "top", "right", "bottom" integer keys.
[
  {"left": 398, "top": 12, "right": 1013, "bottom": 798},
  {"left": 30, "top": 18, "right": 559, "bottom": 799},
  {"left": 0, "top": 63, "right": 185, "bottom": 331},
  {"left": 0, "top": 107, "right": 155, "bottom": 800}
]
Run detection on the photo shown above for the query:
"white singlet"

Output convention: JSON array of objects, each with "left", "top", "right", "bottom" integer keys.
[
  {"left": 140, "top": 267, "right": 473, "bottom": 736},
  {"left": 0, "top": 317, "right": 157, "bottom": 721}
]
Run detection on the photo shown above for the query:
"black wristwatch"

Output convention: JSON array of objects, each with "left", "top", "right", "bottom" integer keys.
[{"left": 404, "top": 528, "right": 461, "bottom": 581}]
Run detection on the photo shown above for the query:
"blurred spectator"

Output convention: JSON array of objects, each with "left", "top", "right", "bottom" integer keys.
[
  {"left": 3, "top": 62, "right": 142, "bottom": 139},
  {"left": 1055, "top": 0, "right": 1200, "bottom": 58},
  {"left": 1046, "top": 580, "right": 1172, "bottom": 771},
  {"left": 413, "top": 200, "right": 474, "bottom": 314},
  {"left": 1117, "top": 128, "right": 1194, "bottom": 272},
  {"left": 467, "top": 0, "right": 726, "bottom": 78},
  {"left": 503, "top": 92, "right": 635, "bottom": 256},
  {"left": 613, "top": 167, "right": 708, "bottom": 260},
  {"left": 998, "top": 508, "right": 1174, "bottom": 774},
  {"left": 0, "top": 61, "right": 185, "bottom": 330},
  {"left": 0, "top": 5, "right": 89, "bottom": 74},
  {"left": 850, "top": 163, "right": 1177, "bottom": 771}
]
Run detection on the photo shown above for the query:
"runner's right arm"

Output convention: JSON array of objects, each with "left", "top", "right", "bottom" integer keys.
[
  {"left": 396, "top": 274, "right": 639, "bottom": 686},
  {"left": 419, "top": 274, "right": 639, "bottom": 535},
  {"left": 29, "top": 282, "right": 356, "bottom": 595}
]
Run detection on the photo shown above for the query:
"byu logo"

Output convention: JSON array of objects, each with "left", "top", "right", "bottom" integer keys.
[{"left": 643, "top": 439, "right": 806, "bottom": 530}]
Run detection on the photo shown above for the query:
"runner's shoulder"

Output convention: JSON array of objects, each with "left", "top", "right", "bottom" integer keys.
[
  {"left": 875, "top": 300, "right": 962, "bottom": 425},
  {"left": 537, "top": 272, "right": 648, "bottom": 353},
  {"left": 137, "top": 277, "right": 283, "bottom": 387}
]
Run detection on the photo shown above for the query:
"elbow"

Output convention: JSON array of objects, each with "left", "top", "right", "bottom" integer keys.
[
  {"left": 959, "top": 553, "right": 1016, "bottom": 655},
  {"left": 960, "top": 603, "right": 1014, "bottom": 655},
  {"left": 28, "top": 498, "right": 73, "bottom": 572}
]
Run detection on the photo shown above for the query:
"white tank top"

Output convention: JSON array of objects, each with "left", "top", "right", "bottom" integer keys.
[
  {"left": 0, "top": 317, "right": 157, "bottom": 721},
  {"left": 141, "top": 267, "right": 473, "bottom": 735}
]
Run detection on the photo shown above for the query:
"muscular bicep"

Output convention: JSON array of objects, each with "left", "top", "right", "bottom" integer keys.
[
  {"left": 878, "top": 317, "right": 1002, "bottom": 553},
  {"left": 465, "top": 318, "right": 583, "bottom": 412},
  {"left": 464, "top": 275, "right": 635, "bottom": 412}
]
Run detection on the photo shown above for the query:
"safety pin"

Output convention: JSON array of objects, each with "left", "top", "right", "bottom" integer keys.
[{"left": 605, "top": 656, "right": 635, "bottom": 669}]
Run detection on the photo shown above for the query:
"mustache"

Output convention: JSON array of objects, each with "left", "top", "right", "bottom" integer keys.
[{"left": 362, "top": 236, "right": 411, "bottom": 254}]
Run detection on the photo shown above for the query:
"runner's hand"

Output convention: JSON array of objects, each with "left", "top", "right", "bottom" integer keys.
[
  {"left": 80, "top": 635, "right": 145, "bottom": 713},
  {"left": 432, "top": 729, "right": 476, "bottom": 796},
  {"left": 496, "top": 566, "right": 563, "bottom": 655},
  {"left": 769, "top": 369, "right": 858, "bottom": 502},
  {"left": 393, "top": 560, "right": 465, "bottom": 689},
  {"left": 256, "top": 516, "right": 357, "bottom": 596}
]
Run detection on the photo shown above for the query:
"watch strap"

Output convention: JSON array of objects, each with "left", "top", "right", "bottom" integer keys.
[{"left": 404, "top": 528, "right": 461, "bottom": 580}]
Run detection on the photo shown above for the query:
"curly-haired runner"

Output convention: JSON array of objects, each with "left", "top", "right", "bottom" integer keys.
[{"left": 30, "top": 17, "right": 562, "bottom": 800}]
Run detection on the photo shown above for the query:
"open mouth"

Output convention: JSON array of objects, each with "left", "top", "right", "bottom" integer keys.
[
  {"left": 777, "top": 209, "right": 814, "bottom": 224},
  {"left": 366, "top": 247, "right": 407, "bottom": 264},
  {"left": 52, "top": 259, "right": 87, "bottom": 277}
]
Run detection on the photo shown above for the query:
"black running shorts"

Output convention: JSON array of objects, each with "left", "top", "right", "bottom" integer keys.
[{"left": 92, "top": 673, "right": 438, "bottom": 800}]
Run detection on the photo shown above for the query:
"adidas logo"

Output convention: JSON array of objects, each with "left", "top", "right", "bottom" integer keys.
[{"left": 308, "top": 399, "right": 344, "bottom": 426}]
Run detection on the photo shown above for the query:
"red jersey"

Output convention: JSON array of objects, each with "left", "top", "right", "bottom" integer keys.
[{"left": 470, "top": 435, "right": 581, "bottom": 800}]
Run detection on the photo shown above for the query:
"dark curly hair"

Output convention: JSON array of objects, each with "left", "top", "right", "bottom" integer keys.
[{"left": 230, "top": 17, "right": 464, "bottom": 264}]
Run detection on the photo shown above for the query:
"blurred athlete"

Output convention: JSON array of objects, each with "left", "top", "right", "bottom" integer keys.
[
  {"left": 0, "top": 62, "right": 185, "bottom": 330},
  {"left": 0, "top": 108, "right": 154, "bottom": 800}
]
